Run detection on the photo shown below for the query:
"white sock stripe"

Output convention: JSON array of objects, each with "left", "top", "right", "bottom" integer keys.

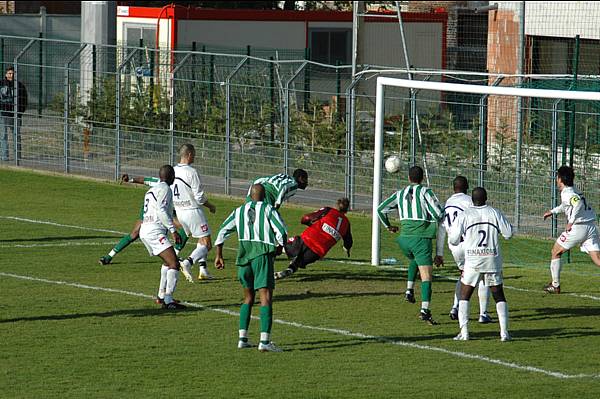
[{"left": 1, "top": 271, "right": 598, "bottom": 380}]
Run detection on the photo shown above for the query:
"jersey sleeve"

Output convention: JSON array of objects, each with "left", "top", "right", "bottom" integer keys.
[
  {"left": 567, "top": 193, "right": 585, "bottom": 224},
  {"left": 342, "top": 224, "right": 353, "bottom": 250},
  {"left": 143, "top": 176, "right": 160, "bottom": 187},
  {"left": 268, "top": 209, "right": 288, "bottom": 246},
  {"left": 424, "top": 189, "right": 444, "bottom": 221},
  {"left": 377, "top": 192, "right": 398, "bottom": 228},
  {"left": 301, "top": 207, "right": 329, "bottom": 226},
  {"left": 497, "top": 211, "right": 513, "bottom": 239},
  {"left": 448, "top": 213, "right": 465, "bottom": 246},
  {"left": 435, "top": 221, "right": 447, "bottom": 256},
  {"left": 215, "top": 209, "right": 237, "bottom": 246},
  {"left": 155, "top": 185, "right": 176, "bottom": 232},
  {"left": 275, "top": 179, "right": 298, "bottom": 208},
  {"left": 191, "top": 170, "right": 207, "bottom": 205}
]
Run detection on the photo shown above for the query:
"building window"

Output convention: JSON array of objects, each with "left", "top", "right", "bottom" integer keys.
[{"left": 309, "top": 29, "right": 351, "bottom": 65}]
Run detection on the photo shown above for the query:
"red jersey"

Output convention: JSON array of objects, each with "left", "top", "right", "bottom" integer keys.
[{"left": 300, "top": 207, "right": 352, "bottom": 258}]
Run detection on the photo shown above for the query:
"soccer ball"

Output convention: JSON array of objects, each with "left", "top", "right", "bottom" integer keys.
[{"left": 384, "top": 155, "right": 401, "bottom": 173}]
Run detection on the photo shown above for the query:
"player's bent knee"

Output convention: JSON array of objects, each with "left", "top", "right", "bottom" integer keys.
[{"left": 418, "top": 265, "right": 433, "bottom": 281}]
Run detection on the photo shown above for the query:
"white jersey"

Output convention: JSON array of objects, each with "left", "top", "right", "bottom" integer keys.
[
  {"left": 172, "top": 163, "right": 207, "bottom": 210},
  {"left": 449, "top": 205, "right": 513, "bottom": 273},
  {"left": 551, "top": 186, "right": 596, "bottom": 225},
  {"left": 436, "top": 192, "right": 473, "bottom": 256},
  {"left": 141, "top": 181, "right": 176, "bottom": 233}
]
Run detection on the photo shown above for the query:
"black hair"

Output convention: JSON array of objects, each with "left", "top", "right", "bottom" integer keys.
[
  {"left": 557, "top": 165, "right": 574, "bottom": 187},
  {"left": 408, "top": 166, "right": 424, "bottom": 184},
  {"left": 453, "top": 176, "right": 469, "bottom": 193}
]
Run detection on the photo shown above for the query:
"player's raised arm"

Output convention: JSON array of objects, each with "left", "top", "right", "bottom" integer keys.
[{"left": 301, "top": 207, "right": 329, "bottom": 226}]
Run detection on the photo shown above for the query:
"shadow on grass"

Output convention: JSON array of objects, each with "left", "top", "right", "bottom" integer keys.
[
  {"left": 283, "top": 337, "right": 377, "bottom": 352},
  {"left": 511, "top": 306, "right": 600, "bottom": 321},
  {"left": 466, "top": 327, "right": 600, "bottom": 341},
  {"left": 1, "top": 306, "right": 204, "bottom": 323}
]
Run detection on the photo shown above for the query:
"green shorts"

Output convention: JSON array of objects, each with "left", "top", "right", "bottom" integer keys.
[
  {"left": 397, "top": 236, "right": 432, "bottom": 266},
  {"left": 237, "top": 253, "right": 275, "bottom": 290}
]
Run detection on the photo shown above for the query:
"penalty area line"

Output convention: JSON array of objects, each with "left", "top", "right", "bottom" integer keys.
[{"left": 1, "top": 271, "right": 598, "bottom": 381}]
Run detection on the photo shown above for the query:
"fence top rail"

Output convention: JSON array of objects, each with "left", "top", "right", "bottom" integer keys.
[{"left": 377, "top": 77, "right": 600, "bottom": 101}]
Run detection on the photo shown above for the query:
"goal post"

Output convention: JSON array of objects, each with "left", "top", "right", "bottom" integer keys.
[{"left": 371, "top": 76, "right": 600, "bottom": 266}]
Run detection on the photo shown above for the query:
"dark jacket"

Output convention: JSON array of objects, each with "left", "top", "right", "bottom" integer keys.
[{"left": 0, "top": 78, "right": 28, "bottom": 115}]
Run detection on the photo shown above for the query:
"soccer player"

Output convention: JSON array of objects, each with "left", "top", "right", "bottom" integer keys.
[
  {"left": 173, "top": 144, "right": 218, "bottom": 282},
  {"left": 542, "top": 165, "right": 600, "bottom": 293},
  {"left": 434, "top": 176, "right": 492, "bottom": 323},
  {"left": 98, "top": 174, "right": 189, "bottom": 265},
  {"left": 275, "top": 197, "right": 353, "bottom": 280},
  {"left": 449, "top": 187, "right": 513, "bottom": 341},
  {"left": 214, "top": 184, "right": 287, "bottom": 352},
  {"left": 248, "top": 169, "right": 308, "bottom": 209},
  {"left": 377, "top": 165, "right": 444, "bottom": 325},
  {"left": 138, "top": 165, "right": 185, "bottom": 309}
]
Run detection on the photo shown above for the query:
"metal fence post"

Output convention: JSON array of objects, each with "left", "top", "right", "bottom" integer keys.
[
  {"left": 225, "top": 57, "right": 248, "bottom": 195},
  {"left": 170, "top": 53, "right": 192, "bottom": 165},
  {"left": 13, "top": 39, "right": 35, "bottom": 166},
  {"left": 409, "top": 89, "right": 417, "bottom": 167},
  {"left": 551, "top": 99, "right": 561, "bottom": 238},
  {"left": 478, "top": 77, "right": 503, "bottom": 187},
  {"left": 283, "top": 62, "right": 307, "bottom": 175},
  {"left": 345, "top": 71, "right": 367, "bottom": 208},
  {"left": 115, "top": 48, "right": 139, "bottom": 180},
  {"left": 64, "top": 44, "right": 87, "bottom": 173}
]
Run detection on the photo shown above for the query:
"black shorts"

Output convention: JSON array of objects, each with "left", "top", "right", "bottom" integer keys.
[{"left": 284, "top": 236, "right": 320, "bottom": 270}]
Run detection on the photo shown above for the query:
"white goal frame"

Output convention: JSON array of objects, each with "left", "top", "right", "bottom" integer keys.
[{"left": 371, "top": 76, "right": 600, "bottom": 265}]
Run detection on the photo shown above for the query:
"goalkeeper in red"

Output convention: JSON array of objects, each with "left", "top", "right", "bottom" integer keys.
[
  {"left": 275, "top": 198, "right": 353, "bottom": 280},
  {"left": 377, "top": 165, "right": 444, "bottom": 325}
]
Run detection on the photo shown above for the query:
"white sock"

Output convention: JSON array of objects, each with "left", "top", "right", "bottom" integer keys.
[
  {"left": 260, "top": 332, "right": 270, "bottom": 343},
  {"left": 165, "top": 268, "right": 179, "bottom": 303},
  {"left": 158, "top": 265, "right": 169, "bottom": 298},
  {"left": 239, "top": 329, "right": 248, "bottom": 339},
  {"left": 550, "top": 258, "right": 561, "bottom": 287},
  {"left": 496, "top": 301, "right": 509, "bottom": 338},
  {"left": 458, "top": 300, "right": 470, "bottom": 336},
  {"left": 421, "top": 301, "right": 430, "bottom": 310},
  {"left": 407, "top": 281, "right": 415, "bottom": 290},
  {"left": 190, "top": 244, "right": 208, "bottom": 264},
  {"left": 477, "top": 280, "right": 490, "bottom": 315},
  {"left": 108, "top": 249, "right": 117, "bottom": 257},
  {"left": 452, "top": 280, "right": 461, "bottom": 309}
]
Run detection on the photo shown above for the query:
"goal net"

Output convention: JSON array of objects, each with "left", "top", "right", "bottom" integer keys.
[{"left": 371, "top": 76, "right": 600, "bottom": 266}]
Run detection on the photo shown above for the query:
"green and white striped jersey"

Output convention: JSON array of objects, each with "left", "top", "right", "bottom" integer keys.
[
  {"left": 248, "top": 174, "right": 298, "bottom": 209},
  {"left": 377, "top": 184, "right": 444, "bottom": 238},
  {"left": 215, "top": 201, "right": 287, "bottom": 265}
]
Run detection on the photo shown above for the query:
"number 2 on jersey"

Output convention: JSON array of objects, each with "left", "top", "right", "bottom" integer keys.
[{"left": 477, "top": 230, "right": 488, "bottom": 247}]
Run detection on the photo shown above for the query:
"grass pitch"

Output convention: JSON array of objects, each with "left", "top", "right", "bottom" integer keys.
[{"left": 1, "top": 168, "right": 600, "bottom": 398}]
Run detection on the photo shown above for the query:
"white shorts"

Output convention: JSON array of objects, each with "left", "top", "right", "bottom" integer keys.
[
  {"left": 176, "top": 208, "right": 211, "bottom": 238},
  {"left": 449, "top": 243, "right": 465, "bottom": 270},
  {"left": 556, "top": 223, "right": 600, "bottom": 253},
  {"left": 139, "top": 224, "right": 173, "bottom": 256},
  {"left": 461, "top": 267, "right": 503, "bottom": 287}
]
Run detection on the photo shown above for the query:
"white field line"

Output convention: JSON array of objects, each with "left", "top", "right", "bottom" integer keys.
[
  {"left": 3, "top": 214, "right": 600, "bottom": 303},
  {"left": 0, "top": 241, "right": 118, "bottom": 248},
  {"left": 1, "top": 271, "right": 598, "bottom": 381}
]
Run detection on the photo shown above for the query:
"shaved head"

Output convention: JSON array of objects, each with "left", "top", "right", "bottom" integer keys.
[
  {"left": 336, "top": 197, "right": 350, "bottom": 213},
  {"left": 250, "top": 183, "right": 265, "bottom": 202},
  {"left": 159, "top": 164, "right": 175, "bottom": 185},
  {"left": 179, "top": 143, "right": 195, "bottom": 164},
  {"left": 453, "top": 176, "right": 469, "bottom": 194},
  {"left": 472, "top": 187, "right": 487, "bottom": 206}
]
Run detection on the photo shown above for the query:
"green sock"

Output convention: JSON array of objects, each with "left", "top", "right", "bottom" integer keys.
[
  {"left": 114, "top": 234, "right": 135, "bottom": 253},
  {"left": 260, "top": 305, "right": 273, "bottom": 336},
  {"left": 174, "top": 228, "right": 189, "bottom": 251},
  {"left": 407, "top": 260, "right": 418, "bottom": 284},
  {"left": 239, "top": 303, "right": 252, "bottom": 331},
  {"left": 421, "top": 281, "right": 432, "bottom": 302}
]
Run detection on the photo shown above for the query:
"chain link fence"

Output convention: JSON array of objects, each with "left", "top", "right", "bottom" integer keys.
[{"left": 1, "top": 34, "right": 600, "bottom": 240}]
